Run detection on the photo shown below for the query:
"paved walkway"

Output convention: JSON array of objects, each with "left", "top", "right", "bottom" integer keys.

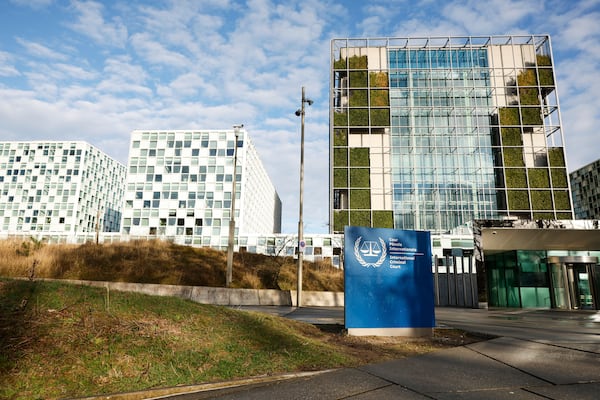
[{"left": 90, "top": 307, "right": 600, "bottom": 399}]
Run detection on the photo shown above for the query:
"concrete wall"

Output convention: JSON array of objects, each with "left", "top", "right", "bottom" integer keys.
[{"left": 42, "top": 278, "right": 345, "bottom": 307}]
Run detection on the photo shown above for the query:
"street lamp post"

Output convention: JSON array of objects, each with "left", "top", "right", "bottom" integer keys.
[
  {"left": 226, "top": 124, "right": 243, "bottom": 287},
  {"left": 295, "top": 86, "right": 313, "bottom": 307}
]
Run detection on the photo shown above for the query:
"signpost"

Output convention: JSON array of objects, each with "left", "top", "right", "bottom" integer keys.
[{"left": 344, "top": 226, "right": 435, "bottom": 336}]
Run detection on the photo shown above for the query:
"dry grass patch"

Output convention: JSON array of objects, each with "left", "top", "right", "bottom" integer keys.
[{"left": 0, "top": 238, "right": 344, "bottom": 291}]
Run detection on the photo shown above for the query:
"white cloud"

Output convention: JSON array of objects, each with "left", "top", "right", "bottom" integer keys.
[
  {"left": 16, "top": 37, "right": 68, "bottom": 61},
  {"left": 9, "top": 0, "right": 53, "bottom": 9},
  {"left": 130, "top": 33, "right": 191, "bottom": 69},
  {"left": 0, "top": 51, "right": 20, "bottom": 77},
  {"left": 67, "top": 0, "right": 128, "bottom": 47}
]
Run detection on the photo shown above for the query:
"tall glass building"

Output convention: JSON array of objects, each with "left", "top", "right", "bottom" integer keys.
[
  {"left": 330, "top": 35, "right": 573, "bottom": 234},
  {"left": 570, "top": 158, "right": 600, "bottom": 219},
  {"left": 122, "top": 129, "right": 282, "bottom": 249}
]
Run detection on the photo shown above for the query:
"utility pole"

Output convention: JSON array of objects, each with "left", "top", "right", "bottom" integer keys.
[
  {"left": 295, "top": 87, "right": 312, "bottom": 307},
  {"left": 226, "top": 124, "right": 243, "bottom": 287}
]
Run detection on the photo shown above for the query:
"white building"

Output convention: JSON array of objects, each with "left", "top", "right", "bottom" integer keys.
[
  {"left": 0, "top": 141, "right": 126, "bottom": 234},
  {"left": 121, "top": 129, "right": 282, "bottom": 249}
]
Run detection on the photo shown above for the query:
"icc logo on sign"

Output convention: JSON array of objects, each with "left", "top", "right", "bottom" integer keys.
[{"left": 353, "top": 236, "right": 387, "bottom": 267}]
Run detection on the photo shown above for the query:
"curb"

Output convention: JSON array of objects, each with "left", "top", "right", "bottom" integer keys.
[{"left": 75, "top": 370, "right": 336, "bottom": 400}]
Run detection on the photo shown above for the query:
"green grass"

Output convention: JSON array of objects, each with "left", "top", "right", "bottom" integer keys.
[{"left": 0, "top": 279, "right": 355, "bottom": 399}]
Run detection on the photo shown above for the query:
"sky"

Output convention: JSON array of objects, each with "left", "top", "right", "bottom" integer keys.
[{"left": 1, "top": 0, "right": 599, "bottom": 234}]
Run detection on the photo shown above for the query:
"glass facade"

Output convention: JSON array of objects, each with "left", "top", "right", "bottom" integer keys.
[
  {"left": 389, "top": 48, "right": 497, "bottom": 231},
  {"left": 486, "top": 250, "right": 600, "bottom": 309},
  {"left": 570, "top": 158, "right": 600, "bottom": 219},
  {"left": 330, "top": 36, "right": 573, "bottom": 234}
]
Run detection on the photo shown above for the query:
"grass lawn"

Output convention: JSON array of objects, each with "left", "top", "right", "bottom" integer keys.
[{"left": 0, "top": 279, "right": 479, "bottom": 399}]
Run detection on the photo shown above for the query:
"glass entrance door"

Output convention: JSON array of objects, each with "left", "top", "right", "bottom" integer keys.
[
  {"left": 568, "top": 264, "right": 594, "bottom": 310},
  {"left": 547, "top": 256, "right": 598, "bottom": 310}
]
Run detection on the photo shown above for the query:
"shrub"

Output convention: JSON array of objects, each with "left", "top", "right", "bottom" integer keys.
[
  {"left": 528, "top": 168, "right": 550, "bottom": 188},
  {"left": 348, "top": 55, "right": 367, "bottom": 69},
  {"left": 350, "top": 189, "right": 371, "bottom": 209},
  {"left": 505, "top": 168, "right": 527, "bottom": 188},
  {"left": 531, "top": 190, "right": 553, "bottom": 210},
  {"left": 333, "top": 168, "right": 348, "bottom": 188},
  {"left": 373, "top": 210, "right": 394, "bottom": 228},
  {"left": 503, "top": 147, "right": 525, "bottom": 167},
  {"left": 370, "top": 89, "right": 389, "bottom": 106},
  {"left": 349, "top": 89, "right": 368, "bottom": 106},
  {"left": 333, "top": 58, "right": 346, "bottom": 69},
  {"left": 350, "top": 210, "right": 371, "bottom": 227},
  {"left": 334, "top": 111, "right": 348, "bottom": 127},
  {"left": 370, "top": 108, "right": 390, "bottom": 126},
  {"left": 548, "top": 147, "right": 565, "bottom": 167},
  {"left": 349, "top": 109, "right": 369, "bottom": 126},
  {"left": 333, "top": 148, "right": 347, "bottom": 167},
  {"left": 350, "top": 168, "right": 370, "bottom": 188},
  {"left": 333, "top": 129, "right": 348, "bottom": 146},
  {"left": 349, "top": 148, "right": 370, "bottom": 166},
  {"left": 551, "top": 168, "right": 568, "bottom": 188},
  {"left": 501, "top": 127, "right": 522, "bottom": 146},
  {"left": 499, "top": 107, "right": 520, "bottom": 125},
  {"left": 553, "top": 190, "right": 572, "bottom": 210},
  {"left": 349, "top": 71, "right": 368, "bottom": 87},
  {"left": 333, "top": 210, "right": 349, "bottom": 232},
  {"left": 508, "top": 190, "right": 530, "bottom": 210}
]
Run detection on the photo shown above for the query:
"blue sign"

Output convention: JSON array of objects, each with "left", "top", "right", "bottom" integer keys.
[{"left": 344, "top": 226, "right": 435, "bottom": 334}]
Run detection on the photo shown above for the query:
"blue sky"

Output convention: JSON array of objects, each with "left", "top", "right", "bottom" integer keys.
[{"left": 1, "top": 0, "right": 599, "bottom": 234}]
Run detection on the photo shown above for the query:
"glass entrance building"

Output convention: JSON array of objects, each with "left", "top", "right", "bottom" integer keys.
[{"left": 330, "top": 36, "right": 573, "bottom": 234}]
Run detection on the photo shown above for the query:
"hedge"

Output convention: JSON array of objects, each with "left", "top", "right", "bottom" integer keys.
[
  {"left": 370, "top": 108, "right": 390, "bottom": 126},
  {"left": 350, "top": 168, "right": 370, "bottom": 188},
  {"left": 350, "top": 189, "right": 371, "bottom": 209},
  {"left": 333, "top": 129, "right": 348, "bottom": 146},
  {"left": 349, "top": 108, "right": 369, "bottom": 126},
  {"left": 499, "top": 107, "right": 520, "bottom": 125},
  {"left": 333, "top": 148, "right": 347, "bottom": 167},
  {"left": 551, "top": 168, "right": 568, "bottom": 188},
  {"left": 508, "top": 190, "right": 530, "bottom": 210},
  {"left": 373, "top": 210, "right": 394, "bottom": 228},
  {"left": 527, "top": 168, "right": 550, "bottom": 188},
  {"left": 333, "top": 210, "right": 349, "bottom": 232},
  {"left": 333, "top": 168, "right": 348, "bottom": 188},
  {"left": 548, "top": 147, "right": 565, "bottom": 167},
  {"left": 531, "top": 190, "right": 553, "bottom": 210},
  {"left": 349, "top": 89, "right": 368, "bottom": 106},
  {"left": 334, "top": 111, "right": 348, "bottom": 127},
  {"left": 350, "top": 210, "right": 371, "bottom": 227},
  {"left": 370, "top": 89, "right": 389, "bottom": 106},
  {"left": 349, "top": 148, "right": 370, "bottom": 166},
  {"left": 348, "top": 55, "right": 367, "bottom": 69},
  {"left": 369, "top": 71, "right": 388, "bottom": 87},
  {"left": 553, "top": 190, "right": 571, "bottom": 210},
  {"left": 501, "top": 127, "right": 522, "bottom": 146},
  {"left": 505, "top": 168, "right": 527, "bottom": 188},
  {"left": 349, "top": 70, "right": 368, "bottom": 87},
  {"left": 503, "top": 147, "right": 525, "bottom": 167}
]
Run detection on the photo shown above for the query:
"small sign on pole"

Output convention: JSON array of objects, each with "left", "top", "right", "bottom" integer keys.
[{"left": 298, "top": 240, "right": 306, "bottom": 253}]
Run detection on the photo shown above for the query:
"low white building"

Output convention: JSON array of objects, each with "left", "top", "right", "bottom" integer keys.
[
  {"left": 0, "top": 141, "right": 126, "bottom": 234},
  {"left": 121, "top": 129, "right": 282, "bottom": 249}
]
